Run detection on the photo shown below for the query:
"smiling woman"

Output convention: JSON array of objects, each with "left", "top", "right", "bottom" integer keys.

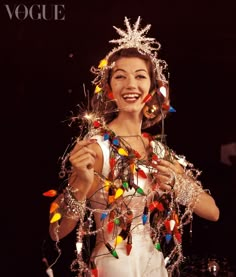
[
  {"left": 44, "top": 16, "right": 219, "bottom": 277},
  {"left": 91, "top": 47, "right": 170, "bottom": 130}
]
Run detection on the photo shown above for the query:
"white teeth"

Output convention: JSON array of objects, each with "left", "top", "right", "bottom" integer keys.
[{"left": 123, "top": 94, "right": 139, "bottom": 99}]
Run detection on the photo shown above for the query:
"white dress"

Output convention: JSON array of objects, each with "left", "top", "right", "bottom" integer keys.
[{"left": 89, "top": 135, "right": 168, "bottom": 277}]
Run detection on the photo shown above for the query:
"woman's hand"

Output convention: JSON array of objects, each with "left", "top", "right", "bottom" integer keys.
[
  {"left": 154, "top": 159, "right": 184, "bottom": 191},
  {"left": 69, "top": 139, "right": 97, "bottom": 196}
]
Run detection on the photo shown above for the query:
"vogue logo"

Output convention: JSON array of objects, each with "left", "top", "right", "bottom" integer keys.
[{"left": 4, "top": 4, "right": 65, "bottom": 20}]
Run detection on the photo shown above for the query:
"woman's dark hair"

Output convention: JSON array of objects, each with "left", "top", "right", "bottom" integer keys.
[{"left": 91, "top": 48, "right": 170, "bottom": 130}]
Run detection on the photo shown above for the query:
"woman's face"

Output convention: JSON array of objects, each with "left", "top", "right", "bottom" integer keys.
[{"left": 110, "top": 57, "right": 151, "bottom": 114}]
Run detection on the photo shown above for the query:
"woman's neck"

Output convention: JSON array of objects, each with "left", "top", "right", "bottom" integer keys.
[{"left": 108, "top": 113, "right": 143, "bottom": 136}]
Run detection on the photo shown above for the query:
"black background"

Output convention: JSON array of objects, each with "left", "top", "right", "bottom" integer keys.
[{"left": 1, "top": 1, "right": 236, "bottom": 276}]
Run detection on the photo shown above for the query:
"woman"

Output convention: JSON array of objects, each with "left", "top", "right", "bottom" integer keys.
[{"left": 47, "top": 17, "right": 219, "bottom": 277}]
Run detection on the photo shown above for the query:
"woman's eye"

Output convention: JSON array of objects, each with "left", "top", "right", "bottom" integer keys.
[
  {"left": 114, "top": 75, "right": 125, "bottom": 79},
  {"left": 136, "top": 75, "right": 147, "bottom": 79}
]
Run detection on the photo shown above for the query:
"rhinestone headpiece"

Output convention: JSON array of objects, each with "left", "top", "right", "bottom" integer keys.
[{"left": 91, "top": 16, "right": 168, "bottom": 89}]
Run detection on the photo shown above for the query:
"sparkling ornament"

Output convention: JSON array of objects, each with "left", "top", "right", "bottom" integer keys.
[
  {"left": 208, "top": 259, "right": 220, "bottom": 276},
  {"left": 143, "top": 104, "right": 159, "bottom": 119}
]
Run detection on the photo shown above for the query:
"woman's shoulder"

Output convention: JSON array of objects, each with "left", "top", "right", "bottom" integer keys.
[{"left": 86, "top": 134, "right": 110, "bottom": 157}]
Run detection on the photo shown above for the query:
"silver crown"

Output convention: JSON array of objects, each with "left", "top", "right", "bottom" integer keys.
[
  {"left": 108, "top": 16, "right": 160, "bottom": 58},
  {"left": 91, "top": 16, "right": 168, "bottom": 88}
]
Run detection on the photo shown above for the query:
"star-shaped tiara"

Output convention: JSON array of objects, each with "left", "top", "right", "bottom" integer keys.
[
  {"left": 91, "top": 17, "right": 168, "bottom": 89},
  {"left": 108, "top": 16, "right": 161, "bottom": 58}
]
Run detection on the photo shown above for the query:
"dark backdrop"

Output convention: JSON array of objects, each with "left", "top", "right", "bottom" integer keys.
[{"left": 1, "top": 1, "right": 235, "bottom": 276}]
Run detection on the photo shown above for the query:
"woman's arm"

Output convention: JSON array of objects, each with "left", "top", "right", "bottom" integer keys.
[
  {"left": 49, "top": 140, "right": 103, "bottom": 241},
  {"left": 193, "top": 191, "right": 219, "bottom": 221},
  {"left": 155, "top": 159, "right": 220, "bottom": 222}
]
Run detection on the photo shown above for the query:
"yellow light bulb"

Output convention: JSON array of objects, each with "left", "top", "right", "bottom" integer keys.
[
  {"left": 95, "top": 85, "right": 102, "bottom": 93},
  {"left": 115, "top": 235, "right": 123, "bottom": 246},
  {"left": 98, "top": 59, "right": 107, "bottom": 68},
  {"left": 50, "top": 212, "right": 61, "bottom": 223},
  {"left": 115, "top": 188, "right": 124, "bottom": 199},
  {"left": 118, "top": 148, "right": 128, "bottom": 156}
]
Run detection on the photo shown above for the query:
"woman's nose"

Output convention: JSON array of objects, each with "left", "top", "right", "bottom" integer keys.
[{"left": 126, "top": 76, "right": 136, "bottom": 89}]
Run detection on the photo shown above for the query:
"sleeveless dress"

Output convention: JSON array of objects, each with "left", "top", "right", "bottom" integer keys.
[{"left": 89, "top": 135, "right": 168, "bottom": 277}]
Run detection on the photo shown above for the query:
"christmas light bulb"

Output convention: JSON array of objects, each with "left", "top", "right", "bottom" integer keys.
[
  {"left": 76, "top": 241, "right": 83, "bottom": 254},
  {"left": 104, "top": 133, "right": 110, "bottom": 140},
  {"left": 100, "top": 212, "right": 108, "bottom": 220},
  {"left": 115, "top": 235, "right": 123, "bottom": 246},
  {"left": 43, "top": 189, "right": 57, "bottom": 197},
  {"left": 142, "top": 89, "right": 156, "bottom": 103},
  {"left": 49, "top": 202, "right": 59, "bottom": 213},
  {"left": 114, "top": 218, "right": 120, "bottom": 225},
  {"left": 118, "top": 148, "right": 128, "bottom": 156},
  {"left": 122, "top": 181, "right": 129, "bottom": 190},
  {"left": 115, "top": 188, "right": 124, "bottom": 199},
  {"left": 104, "top": 180, "right": 110, "bottom": 191},
  {"left": 165, "top": 233, "right": 172, "bottom": 244},
  {"left": 50, "top": 212, "right": 61, "bottom": 223},
  {"left": 112, "top": 138, "right": 119, "bottom": 146},
  {"left": 107, "top": 221, "right": 114, "bottom": 233},
  {"left": 95, "top": 85, "right": 102, "bottom": 93},
  {"left": 90, "top": 260, "right": 98, "bottom": 277},
  {"left": 169, "top": 106, "right": 176, "bottom": 112},
  {"left": 105, "top": 242, "right": 119, "bottom": 259},
  {"left": 132, "top": 184, "right": 145, "bottom": 195},
  {"left": 159, "top": 86, "right": 166, "bottom": 97},
  {"left": 126, "top": 243, "right": 132, "bottom": 256},
  {"left": 126, "top": 234, "right": 132, "bottom": 255},
  {"left": 142, "top": 214, "right": 148, "bottom": 225},
  {"left": 98, "top": 59, "right": 107, "bottom": 68},
  {"left": 142, "top": 206, "right": 149, "bottom": 225},
  {"left": 155, "top": 242, "right": 161, "bottom": 251},
  {"left": 164, "top": 256, "right": 170, "bottom": 266},
  {"left": 169, "top": 219, "right": 176, "bottom": 231},
  {"left": 137, "top": 168, "right": 147, "bottom": 178}
]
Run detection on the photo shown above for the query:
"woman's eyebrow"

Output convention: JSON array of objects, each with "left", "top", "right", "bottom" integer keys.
[{"left": 113, "top": 68, "right": 148, "bottom": 73}]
